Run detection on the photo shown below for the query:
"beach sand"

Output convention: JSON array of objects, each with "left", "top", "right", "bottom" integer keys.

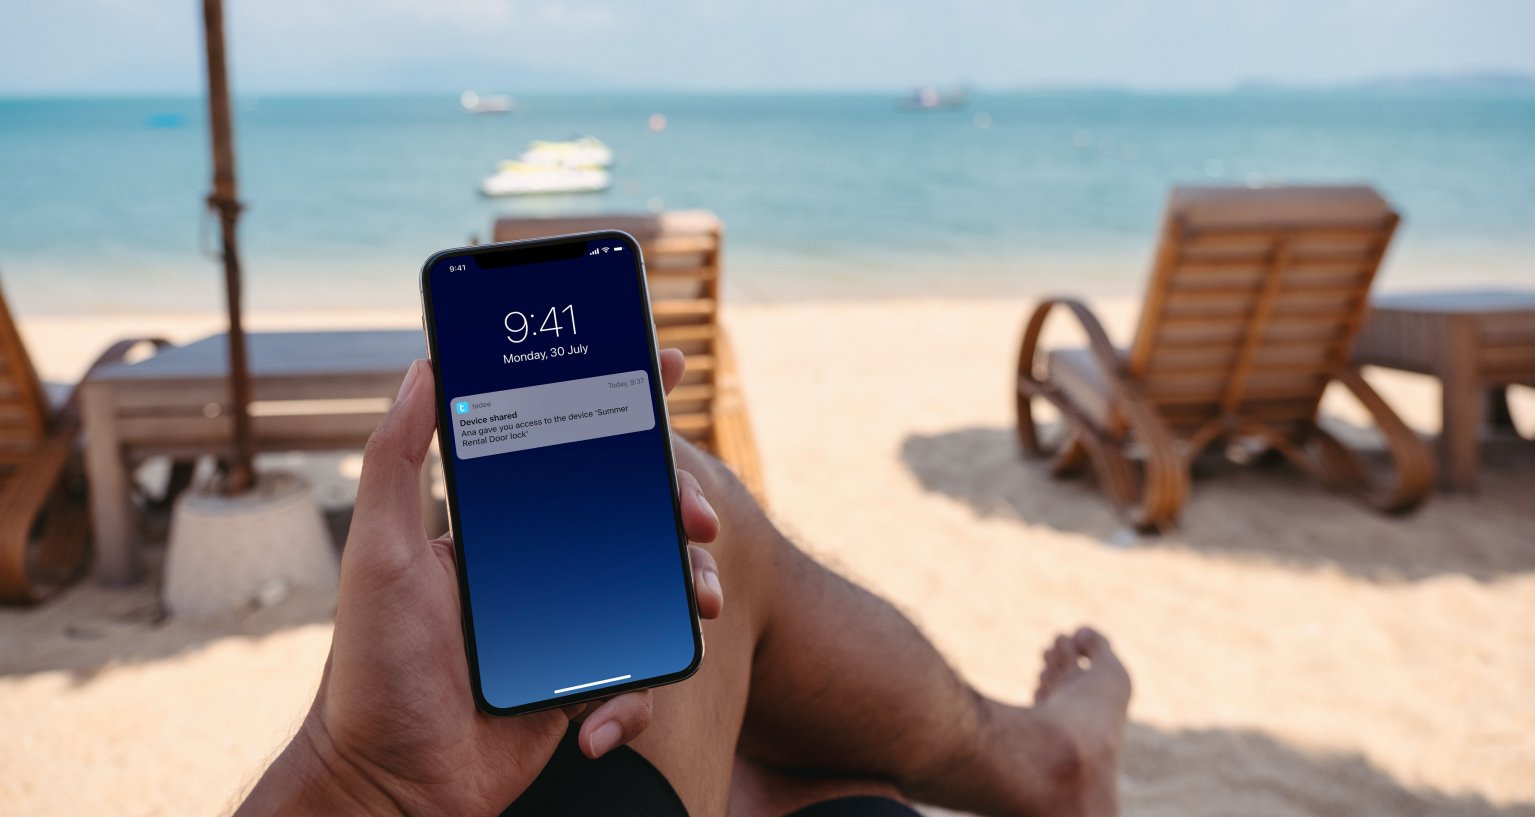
[{"left": 3, "top": 298, "right": 1533, "bottom": 816}]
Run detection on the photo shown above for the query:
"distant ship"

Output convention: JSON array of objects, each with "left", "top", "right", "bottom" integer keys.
[
  {"left": 460, "top": 91, "right": 514, "bottom": 114},
  {"left": 900, "top": 86, "right": 967, "bottom": 111}
]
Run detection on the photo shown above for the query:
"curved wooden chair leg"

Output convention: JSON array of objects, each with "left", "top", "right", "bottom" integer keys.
[
  {"left": 1264, "top": 369, "right": 1435, "bottom": 514},
  {"left": 1024, "top": 385, "right": 1188, "bottom": 532},
  {"left": 33, "top": 475, "right": 91, "bottom": 587},
  {"left": 0, "top": 432, "right": 80, "bottom": 603},
  {"left": 0, "top": 337, "right": 171, "bottom": 604},
  {"left": 1331, "top": 369, "right": 1435, "bottom": 513},
  {"left": 1307, "top": 426, "right": 1369, "bottom": 489},
  {"left": 1050, "top": 431, "right": 1088, "bottom": 477},
  {"left": 1015, "top": 317, "right": 1050, "bottom": 459},
  {"left": 1016, "top": 381, "right": 1047, "bottom": 458},
  {"left": 1069, "top": 420, "right": 1185, "bottom": 533},
  {"left": 1256, "top": 420, "right": 1365, "bottom": 491},
  {"left": 1015, "top": 297, "right": 1189, "bottom": 532},
  {"left": 1124, "top": 397, "right": 1189, "bottom": 531}
]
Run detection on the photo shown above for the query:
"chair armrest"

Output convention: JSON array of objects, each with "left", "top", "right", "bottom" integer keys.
[
  {"left": 1017, "top": 297, "right": 1124, "bottom": 386},
  {"left": 54, "top": 337, "right": 173, "bottom": 428}
]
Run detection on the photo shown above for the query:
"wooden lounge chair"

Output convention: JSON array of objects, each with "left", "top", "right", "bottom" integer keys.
[
  {"left": 493, "top": 211, "right": 767, "bottom": 501},
  {"left": 1015, "top": 186, "right": 1434, "bottom": 531},
  {"left": 0, "top": 275, "right": 168, "bottom": 603}
]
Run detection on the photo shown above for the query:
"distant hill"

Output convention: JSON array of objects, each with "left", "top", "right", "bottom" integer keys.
[{"left": 1236, "top": 71, "right": 1535, "bottom": 93}]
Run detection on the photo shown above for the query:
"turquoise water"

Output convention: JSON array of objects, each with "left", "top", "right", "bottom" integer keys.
[{"left": 1, "top": 92, "right": 1532, "bottom": 313}]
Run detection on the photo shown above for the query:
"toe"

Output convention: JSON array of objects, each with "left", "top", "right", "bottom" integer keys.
[
  {"left": 1074, "top": 627, "right": 1128, "bottom": 677},
  {"left": 1046, "top": 634, "right": 1078, "bottom": 680},
  {"left": 1072, "top": 627, "right": 1110, "bottom": 658},
  {"left": 1073, "top": 627, "right": 1133, "bottom": 704}
]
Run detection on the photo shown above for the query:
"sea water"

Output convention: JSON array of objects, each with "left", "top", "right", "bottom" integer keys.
[{"left": 1, "top": 91, "right": 1532, "bottom": 313}]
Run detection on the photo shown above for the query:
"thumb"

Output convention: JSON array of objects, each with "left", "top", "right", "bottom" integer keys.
[{"left": 352, "top": 359, "right": 437, "bottom": 553}]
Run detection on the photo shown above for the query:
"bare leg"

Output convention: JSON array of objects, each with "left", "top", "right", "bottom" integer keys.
[{"left": 629, "top": 443, "right": 1131, "bottom": 817}]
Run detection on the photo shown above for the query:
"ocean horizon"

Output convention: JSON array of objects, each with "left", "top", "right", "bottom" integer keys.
[{"left": 2, "top": 90, "right": 1532, "bottom": 315}]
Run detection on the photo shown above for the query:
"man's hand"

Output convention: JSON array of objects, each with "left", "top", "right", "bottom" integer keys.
[{"left": 237, "top": 349, "right": 722, "bottom": 817}]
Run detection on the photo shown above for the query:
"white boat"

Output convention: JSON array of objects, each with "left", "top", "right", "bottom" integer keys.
[
  {"left": 479, "top": 161, "right": 610, "bottom": 196},
  {"left": 520, "top": 137, "right": 613, "bottom": 168},
  {"left": 460, "top": 91, "right": 514, "bottom": 114},
  {"left": 900, "top": 86, "right": 966, "bottom": 111}
]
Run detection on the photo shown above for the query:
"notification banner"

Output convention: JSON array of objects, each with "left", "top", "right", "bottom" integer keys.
[{"left": 450, "top": 370, "right": 655, "bottom": 460}]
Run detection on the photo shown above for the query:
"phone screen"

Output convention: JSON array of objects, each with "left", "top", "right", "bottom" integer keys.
[{"left": 420, "top": 232, "right": 701, "bottom": 715}]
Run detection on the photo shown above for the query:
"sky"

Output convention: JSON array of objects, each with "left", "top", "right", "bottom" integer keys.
[{"left": 4, "top": 0, "right": 1535, "bottom": 95}]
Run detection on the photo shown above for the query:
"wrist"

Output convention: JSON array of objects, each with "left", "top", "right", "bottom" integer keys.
[{"left": 237, "top": 719, "right": 409, "bottom": 817}]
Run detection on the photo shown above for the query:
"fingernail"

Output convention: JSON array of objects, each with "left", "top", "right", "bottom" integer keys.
[
  {"left": 696, "top": 488, "right": 717, "bottom": 524},
  {"left": 589, "top": 720, "right": 623, "bottom": 757},
  {"left": 395, "top": 360, "right": 421, "bottom": 402},
  {"left": 702, "top": 569, "right": 723, "bottom": 601}
]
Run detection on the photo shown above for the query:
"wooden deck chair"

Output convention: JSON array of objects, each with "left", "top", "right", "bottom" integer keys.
[
  {"left": 1016, "top": 186, "right": 1434, "bottom": 531},
  {"left": 493, "top": 211, "right": 767, "bottom": 501},
  {"left": 0, "top": 274, "right": 169, "bottom": 603}
]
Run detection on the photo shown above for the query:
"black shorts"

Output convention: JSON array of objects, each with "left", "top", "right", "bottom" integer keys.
[{"left": 502, "top": 724, "right": 920, "bottom": 817}]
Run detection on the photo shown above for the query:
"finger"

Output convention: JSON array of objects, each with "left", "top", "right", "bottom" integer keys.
[
  {"left": 579, "top": 690, "right": 654, "bottom": 758},
  {"left": 688, "top": 544, "right": 723, "bottom": 620},
  {"left": 352, "top": 360, "right": 437, "bottom": 556},
  {"left": 677, "top": 469, "right": 719, "bottom": 544},
  {"left": 425, "top": 533, "right": 459, "bottom": 578},
  {"left": 659, "top": 348, "right": 685, "bottom": 395}
]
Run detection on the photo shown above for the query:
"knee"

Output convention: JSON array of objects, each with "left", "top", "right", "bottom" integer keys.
[
  {"left": 672, "top": 438, "right": 783, "bottom": 595},
  {"left": 673, "top": 439, "right": 765, "bottom": 533}
]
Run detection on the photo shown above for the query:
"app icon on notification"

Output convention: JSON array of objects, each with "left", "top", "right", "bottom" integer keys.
[{"left": 455, "top": 400, "right": 470, "bottom": 415}]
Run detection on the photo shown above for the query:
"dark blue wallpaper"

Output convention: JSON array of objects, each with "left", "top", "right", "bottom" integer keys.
[{"left": 424, "top": 235, "right": 699, "bottom": 713}]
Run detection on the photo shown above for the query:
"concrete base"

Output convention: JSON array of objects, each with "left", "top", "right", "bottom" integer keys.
[{"left": 162, "top": 471, "right": 337, "bottom": 617}]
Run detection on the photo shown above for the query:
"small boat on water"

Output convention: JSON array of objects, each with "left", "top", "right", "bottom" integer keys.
[
  {"left": 460, "top": 91, "right": 514, "bottom": 114},
  {"left": 480, "top": 161, "right": 610, "bottom": 196},
  {"left": 520, "top": 136, "right": 613, "bottom": 168},
  {"left": 900, "top": 86, "right": 967, "bottom": 111}
]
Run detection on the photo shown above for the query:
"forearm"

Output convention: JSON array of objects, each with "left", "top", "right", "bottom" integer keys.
[{"left": 236, "top": 723, "right": 409, "bottom": 817}]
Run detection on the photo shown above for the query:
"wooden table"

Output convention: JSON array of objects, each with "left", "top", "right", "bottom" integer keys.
[
  {"left": 1353, "top": 290, "right": 1535, "bottom": 490},
  {"left": 81, "top": 330, "right": 429, "bottom": 584}
]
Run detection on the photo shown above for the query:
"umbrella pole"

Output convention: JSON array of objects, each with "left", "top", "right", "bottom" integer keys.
[{"left": 202, "top": 0, "right": 255, "bottom": 494}]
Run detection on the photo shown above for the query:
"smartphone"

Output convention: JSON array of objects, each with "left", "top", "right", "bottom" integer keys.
[{"left": 419, "top": 231, "right": 703, "bottom": 716}]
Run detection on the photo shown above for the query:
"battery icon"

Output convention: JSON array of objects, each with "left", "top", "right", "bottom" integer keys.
[{"left": 613, "top": 246, "right": 624, "bottom": 251}]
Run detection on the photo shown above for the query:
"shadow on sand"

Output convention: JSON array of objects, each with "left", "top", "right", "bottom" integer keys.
[
  {"left": 1112, "top": 722, "right": 1534, "bottom": 817},
  {"left": 0, "top": 506, "right": 354, "bottom": 681},
  {"left": 919, "top": 721, "right": 1534, "bottom": 817},
  {"left": 899, "top": 423, "right": 1535, "bottom": 582}
]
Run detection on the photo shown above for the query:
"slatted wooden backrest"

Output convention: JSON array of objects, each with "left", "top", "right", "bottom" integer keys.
[
  {"left": 492, "top": 211, "right": 725, "bottom": 452},
  {"left": 1126, "top": 186, "right": 1399, "bottom": 435},
  {"left": 0, "top": 277, "right": 52, "bottom": 463}
]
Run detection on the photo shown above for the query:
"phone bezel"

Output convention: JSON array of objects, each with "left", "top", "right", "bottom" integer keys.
[{"left": 418, "top": 230, "right": 704, "bottom": 718}]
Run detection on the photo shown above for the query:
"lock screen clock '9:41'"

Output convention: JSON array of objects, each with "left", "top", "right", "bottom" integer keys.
[{"left": 505, "top": 305, "right": 576, "bottom": 343}]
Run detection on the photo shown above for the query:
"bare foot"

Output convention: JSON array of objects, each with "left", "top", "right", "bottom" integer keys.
[{"left": 1032, "top": 627, "right": 1132, "bottom": 817}]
